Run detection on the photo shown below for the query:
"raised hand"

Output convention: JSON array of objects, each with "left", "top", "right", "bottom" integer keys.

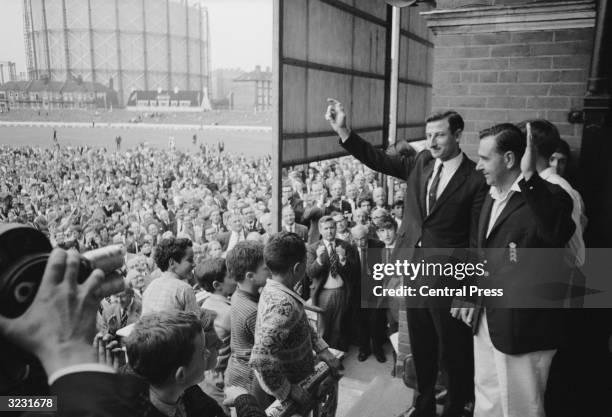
[
  {"left": 521, "top": 122, "right": 537, "bottom": 181},
  {"left": 223, "top": 386, "right": 249, "bottom": 407},
  {"left": 316, "top": 244, "right": 327, "bottom": 262},
  {"left": 325, "top": 98, "right": 351, "bottom": 142}
]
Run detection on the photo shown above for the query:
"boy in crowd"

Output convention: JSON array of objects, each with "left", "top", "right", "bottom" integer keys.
[
  {"left": 250, "top": 232, "right": 342, "bottom": 414},
  {"left": 125, "top": 311, "right": 227, "bottom": 417},
  {"left": 224, "top": 241, "right": 272, "bottom": 408},
  {"left": 375, "top": 214, "right": 400, "bottom": 335},
  {"left": 195, "top": 258, "right": 236, "bottom": 411}
]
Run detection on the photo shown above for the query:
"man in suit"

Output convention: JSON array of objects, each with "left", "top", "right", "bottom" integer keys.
[
  {"left": 453, "top": 123, "right": 574, "bottom": 417},
  {"left": 217, "top": 213, "right": 247, "bottom": 252},
  {"left": 351, "top": 224, "right": 387, "bottom": 362},
  {"left": 282, "top": 206, "right": 309, "bottom": 241},
  {"left": 345, "top": 183, "right": 359, "bottom": 215},
  {"left": 302, "top": 182, "right": 326, "bottom": 244},
  {"left": 281, "top": 180, "right": 305, "bottom": 224},
  {"left": 207, "top": 208, "right": 227, "bottom": 235},
  {"left": 327, "top": 99, "right": 487, "bottom": 417},
  {"left": 325, "top": 180, "right": 351, "bottom": 216},
  {"left": 242, "top": 205, "right": 264, "bottom": 234},
  {"left": 372, "top": 187, "right": 390, "bottom": 211},
  {"left": 306, "top": 215, "right": 358, "bottom": 351},
  {"left": 97, "top": 286, "right": 142, "bottom": 334}
]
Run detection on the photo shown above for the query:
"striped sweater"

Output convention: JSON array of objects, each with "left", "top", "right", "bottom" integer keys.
[{"left": 225, "top": 288, "right": 259, "bottom": 389}]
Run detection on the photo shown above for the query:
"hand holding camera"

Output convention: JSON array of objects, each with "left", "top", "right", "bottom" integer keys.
[{"left": 0, "top": 224, "right": 125, "bottom": 381}]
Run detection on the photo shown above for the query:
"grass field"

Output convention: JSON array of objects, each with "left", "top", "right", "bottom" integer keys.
[
  {"left": 0, "top": 108, "right": 272, "bottom": 126},
  {"left": 0, "top": 125, "right": 273, "bottom": 157}
]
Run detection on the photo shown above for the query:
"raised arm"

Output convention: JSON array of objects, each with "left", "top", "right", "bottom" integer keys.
[{"left": 326, "top": 98, "right": 418, "bottom": 180}]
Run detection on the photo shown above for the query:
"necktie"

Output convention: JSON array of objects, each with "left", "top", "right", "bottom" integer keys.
[
  {"left": 120, "top": 309, "right": 128, "bottom": 328},
  {"left": 360, "top": 248, "right": 367, "bottom": 275},
  {"left": 329, "top": 242, "right": 339, "bottom": 277},
  {"left": 428, "top": 163, "right": 444, "bottom": 215}
]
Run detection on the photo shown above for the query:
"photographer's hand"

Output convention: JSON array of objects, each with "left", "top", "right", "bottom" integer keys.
[
  {"left": 0, "top": 248, "right": 125, "bottom": 377},
  {"left": 94, "top": 332, "right": 124, "bottom": 371}
]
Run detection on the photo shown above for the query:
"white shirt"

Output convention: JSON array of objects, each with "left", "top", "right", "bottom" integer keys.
[
  {"left": 426, "top": 152, "right": 464, "bottom": 215},
  {"left": 540, "top": 167, "right": 586, "bottom": 266},
  {"left": 487, "top": 174, "right": 523, "bottom": 238},
  {"left": 227, "top": 229, "right": 245, "bottom": 252}
]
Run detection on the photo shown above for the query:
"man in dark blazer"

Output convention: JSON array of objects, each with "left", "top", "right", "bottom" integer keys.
[
  {"left": 351, "top": 224, "right": 387, "bottom": 362},
  {"left": 453, "top": 123, "right": 574, "bottom": 417},
  {"left": 306, "top": 215, "right": 358, "bottom": 351},
  {"left": 326, "top": 99, "right": 487, "bottom": 417},
  {"left": 325, "top": 180, "right": 352, "bottom": 216},
  {"left": 282, "top": 206, "right": 309, "bottom": 242},
  {"left": 281, "top": 180, "right": 305, "bottom": 225}
]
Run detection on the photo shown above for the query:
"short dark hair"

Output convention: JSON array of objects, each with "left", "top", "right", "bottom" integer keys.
[
  {"left": 554, "top": 138, "right": 571, "bottom": 158},
  {"left": 479, "top": 123, "right": 526, "bottom": 163},
  {"left": 264, "top": 232, "right": 306, "bottom": 274},
  {"left": 318, "top": 215, "right": 336, "bottom": 227},
  {"left": 376, "top": 214, "right": 398, "bottom": 231},
  {"left": 153, "top": 237, "right": 193, "bottom": 271},
  {"left": 194, "top": 257, "right": 227, "bottom": 292},
  {"left": 358, "top": 197, "right": 373, "bottom": 208},
  {"left": 225, "top": 241, "right": 264, "bottom": 283},
  {"left": 126, "top": 311, "right": 203, "bottom": 385},
  {"left": 516, "top": 119, "right": 560, "bottom": 159},
  {"left": 426, "top": 111, "right": 465, "bottom": 135}
]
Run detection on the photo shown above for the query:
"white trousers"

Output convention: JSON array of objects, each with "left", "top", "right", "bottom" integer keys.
[{"left": 474, "top": 313, "right": 555, "bottom": 417}]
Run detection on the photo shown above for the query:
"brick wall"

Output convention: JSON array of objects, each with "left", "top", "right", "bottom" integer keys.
[{"left": 432, "top": 27, "right": 593, "bottom": 159}]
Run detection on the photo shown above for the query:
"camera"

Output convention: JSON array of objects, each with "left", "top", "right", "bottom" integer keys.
[
  {"left": 0, "top": 223, "right": 125, "bottom": 318},
  {"left": 0, "top": 223, "right": 125, "bottom": 395}
]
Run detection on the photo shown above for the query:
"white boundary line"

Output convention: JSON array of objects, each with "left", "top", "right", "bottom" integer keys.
[{"left": 0, "top": 121, "right": 272, "bottom": 133}]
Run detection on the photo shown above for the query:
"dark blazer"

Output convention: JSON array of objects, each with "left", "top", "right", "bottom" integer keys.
[
  {"left": 474, "top": 173, "right": 575, "bottom": 355},
  {"left": 288, "top": 196, "right": 305, "bottom": 225},
  {"left": 283, "top": 223, "right": 309, "bottom": 242},
  {"left": 342, "top": 132, "right": 487, "bottom": 308},
  {"left": 325, "top": 199, "right": 352, "bottom": 216},
  {"left": 47, "top": 372, "right": 147, "bottom": 417},
  {"left": 341, "top": 132, "right": 487, "bottom": 256},
  {"left": 306, "top": 238, "right": 359, "bottom": 307},
  {"left": 355, "top": 239, "right": 386, "bottom": 308},
  {"left": 302, "top": 205, "right": 324, "bottom": 244}
]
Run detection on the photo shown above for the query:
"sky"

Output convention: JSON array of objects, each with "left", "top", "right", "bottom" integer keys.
[{"left": 0, "top": 0, "right": 273, "bottom": 76}]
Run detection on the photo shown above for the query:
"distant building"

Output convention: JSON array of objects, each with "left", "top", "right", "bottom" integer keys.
[
  {"left": 230, "top": 66, "right": 272, "bottom": 112},
  {"left": 0, "top": 78, "right": 118, "bottom": 110},
  {"left": 0, "top": 91, "right": 7, "bottom": 112},
  {"left": 211, "top": 68, "right": 244, "bottom": 102},
  {"left": 125, "top": 89, "right": 211, "bottom": 112}
]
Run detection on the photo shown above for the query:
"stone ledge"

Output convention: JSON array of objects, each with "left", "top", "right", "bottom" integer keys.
[{"left": 421, "top": 1, "right": 596, "bottom": 34}]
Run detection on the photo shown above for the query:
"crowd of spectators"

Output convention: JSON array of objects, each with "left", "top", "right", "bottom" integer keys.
[{"left": 0, "top": 136, "right": 408, "bottom": 416}]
